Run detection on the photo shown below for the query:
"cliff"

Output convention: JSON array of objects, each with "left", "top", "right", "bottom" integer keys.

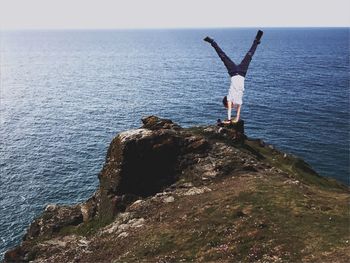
[{"left": 4, "top": 116, "right": 349, "bottom": 263}]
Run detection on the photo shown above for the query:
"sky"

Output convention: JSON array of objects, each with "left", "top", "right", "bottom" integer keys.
[{"left": 0, "top": 0, "right": 349, "bottom": 30}]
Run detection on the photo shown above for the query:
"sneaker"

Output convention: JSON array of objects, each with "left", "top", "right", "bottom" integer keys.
[
  {"left": 255, "top": 30, "right": 263, "bottom": 43},
  {"left": 203, "top": 36, "right": 214, "bottom": 43}
]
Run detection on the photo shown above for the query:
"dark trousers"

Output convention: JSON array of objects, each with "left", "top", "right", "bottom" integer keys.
[{"left": 210, "top": 40, "right": 259, "bottom": 77}]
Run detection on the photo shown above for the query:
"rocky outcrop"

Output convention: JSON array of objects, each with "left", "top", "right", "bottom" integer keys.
[
  {"left": 4, "top": 116, "right": 349, "bottom": 263},
  {"left": 95, "top": 115, "right": 213, "bottom": 222},
  {"left": 24, "top": 204, "right": 83, "bottom": 241}
]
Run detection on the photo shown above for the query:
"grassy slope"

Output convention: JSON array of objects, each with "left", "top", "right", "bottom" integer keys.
[
  {"left": 67, "top": 132, "right": 349, "bottom": 263},
  {"left": 71, "top": 174, "right": 348, "bottom": 263},
  {"left": 19, "top": 127, "right": 349, "bottom": 262}
]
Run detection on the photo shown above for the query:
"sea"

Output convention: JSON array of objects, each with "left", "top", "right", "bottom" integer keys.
[{"left": 0, "top": 28, "right": 349, "bottom": 258}]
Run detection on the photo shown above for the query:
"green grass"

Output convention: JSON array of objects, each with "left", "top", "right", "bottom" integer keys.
[
  {"left": 243, "top": 139, "right": 348, "bottom": 190},
  {"left": 188, "top": 125, "right": 347, "bottom": 191},
  {"left": 125, "top": 175, "right": 348, "bottom": 262},
  {"left": 233, "top": 179, "right": 349, "bottom": 261},
  {"left": 59, "top": 217, "right": 113, "bottom": 237}
]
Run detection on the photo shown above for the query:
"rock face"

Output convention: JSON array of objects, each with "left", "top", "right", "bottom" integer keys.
[
  {"left": 4, "top": 116, "right": 349, "bottom": 263},
  {"left": 24, "top": 205, "right": 83, "bottom": 241},
  {"left": 96, "top": 115, "right": 212, "bottom": 222}
]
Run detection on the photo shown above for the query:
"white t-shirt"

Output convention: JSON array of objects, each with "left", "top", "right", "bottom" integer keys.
[{"left": 227, "top": 75, "right": 245, "bottom": 105}]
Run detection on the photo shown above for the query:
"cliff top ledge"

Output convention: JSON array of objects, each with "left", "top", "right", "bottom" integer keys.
[{"left": 4, "top": 116, "right": 349, "bottom": 263}]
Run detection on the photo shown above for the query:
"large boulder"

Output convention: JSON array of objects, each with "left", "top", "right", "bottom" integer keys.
[
  {"left": 141, "top": 115, "right": 182, "bottom": 130},
  {"left": 96, "top": 116, "right": 212, "bottom": 221}
]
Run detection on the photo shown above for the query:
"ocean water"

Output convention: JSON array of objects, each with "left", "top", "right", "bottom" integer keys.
[{"left": 0, "top": 28, "right": 349, "bottom": 257}]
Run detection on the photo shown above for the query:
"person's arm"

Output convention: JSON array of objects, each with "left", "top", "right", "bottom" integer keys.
[
  {"left": 227, "top": 102, "right": 232, "bottom": 121},
  {"left": 235, "top": 104, "right": 241, "bottom": 122},
  {"left": 223, "top": 102, "right": 232, "bottom": 123}
]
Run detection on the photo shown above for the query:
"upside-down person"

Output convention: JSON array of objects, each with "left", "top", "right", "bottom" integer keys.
[{"left": 204, "top": 30, "right": 263, "bottom": 123}]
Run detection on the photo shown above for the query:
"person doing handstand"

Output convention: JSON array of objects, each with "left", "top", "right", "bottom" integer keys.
[{"left": 204, "top": 30, "right": 263, "bottom": 123}]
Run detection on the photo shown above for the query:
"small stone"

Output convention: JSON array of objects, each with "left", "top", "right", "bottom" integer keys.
[
  {"left": 156, "top": 192, "right": 167, "bottom": 197},
  {"left": 182, "top": 182, "right": 193, "bottom": 188},
  {"left": 118, "top": 232, "right": 129, "bottom": 238},
  {"left": 77, "top": 239, "right": 89, "bottom": 247},
  {"left": 130, "top": 218, "right": 145, "bottom": 228},
  {"left": 45, "top": 239, "right": 67, "bottom": 247},
  {"left": 45, "top": 204, "right": 57, "bottom": 212},
  {"left": 132, "top": 200, "right": 143, "bottom": 206},
  {"left": 128, "top": 200, "right": 144, "bottom": 211},
  {"left": 118, "top": 224, "right": 130, "bottom": 232},
  {"left": 163, "top": 196, "right": 175, "bottom": 203},
  {"left": 183, "top": 187, "right": 211, "bottom": 196}
]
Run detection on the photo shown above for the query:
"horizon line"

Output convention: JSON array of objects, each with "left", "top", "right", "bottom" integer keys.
[{"left": 1, "top": 25, "right": 349, "bottom": 31}]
